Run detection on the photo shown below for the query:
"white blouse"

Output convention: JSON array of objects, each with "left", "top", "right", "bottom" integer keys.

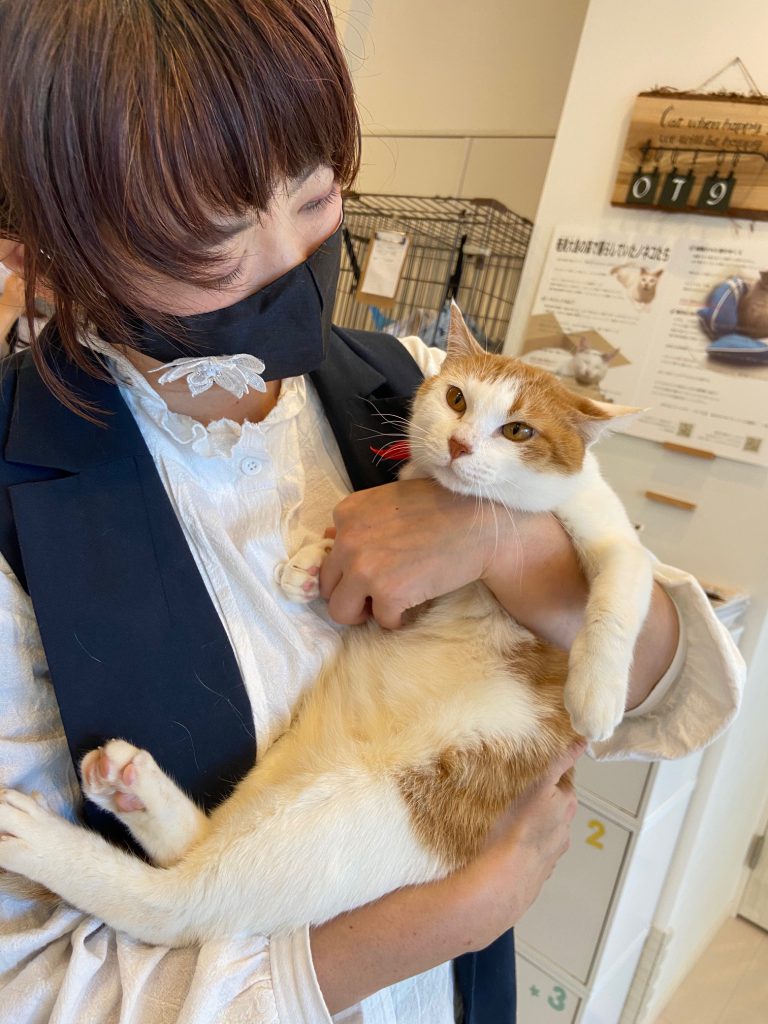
[{"left": 0, "top": 334, "right": 744, "bottom": 1024}]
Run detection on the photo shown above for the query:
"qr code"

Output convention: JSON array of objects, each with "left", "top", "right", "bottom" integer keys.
[
  {"left": 744, "top": 436, "right": 762, "bottom": 453},
  {"left": 677, "top": 422, "right": 694, "bottom": 438}
]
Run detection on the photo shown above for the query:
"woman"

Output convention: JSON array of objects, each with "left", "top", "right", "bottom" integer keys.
[{"left": 0, "top": 2, "right": 742, "bottom": 1022}]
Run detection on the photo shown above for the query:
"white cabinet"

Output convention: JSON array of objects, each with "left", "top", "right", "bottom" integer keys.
[{"left": 518, "top": 805, "right": 631, "bottom": 982}]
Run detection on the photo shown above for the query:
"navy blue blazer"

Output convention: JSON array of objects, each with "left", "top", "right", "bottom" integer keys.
[{"left": 0, "top": 324, "right": 516, "bottom": 1023}]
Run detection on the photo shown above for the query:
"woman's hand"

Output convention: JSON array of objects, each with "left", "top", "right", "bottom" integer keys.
[
  {"left": 311, "top": 741, "right": 583, "bottom": 1014},
  {"left": 319, "top": 478, "right": 496, "bottom": 628}
]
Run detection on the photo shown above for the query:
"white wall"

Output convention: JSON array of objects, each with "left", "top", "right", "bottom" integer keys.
[
  {"left": 505, "top": 1, "right": 768, "bottom": 1018},
  {"left": 333, "top": 0, "right": 589, "bottom": 220}
]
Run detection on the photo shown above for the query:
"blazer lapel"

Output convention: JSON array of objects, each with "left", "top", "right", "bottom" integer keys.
[
  {"left": 5, "top": 347, "right": 254, "bottom": 843},
  {"left": 311, "top": 326, "right": 424, "bottom": 490}
]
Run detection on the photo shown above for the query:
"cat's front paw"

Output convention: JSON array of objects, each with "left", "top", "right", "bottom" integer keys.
[
  {"left": 563, "top": 672, "right": 627, "bottom": 743},
  {"left": 276, "top": 540, "right": 334, "bottom": 603}
]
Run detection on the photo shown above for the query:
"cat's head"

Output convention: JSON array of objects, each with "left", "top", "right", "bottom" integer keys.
[
  {"left": 407, "top": 305, "right": 638, "bottom": 512},
  {"left": 571, "top": 339, "right": 618, "bottom": 385},
  {"left": 638, "top": 268, "right": 663, "bottom": 291}
]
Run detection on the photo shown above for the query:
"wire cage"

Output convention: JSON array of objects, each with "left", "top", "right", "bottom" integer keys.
[{"left": 334, "top": 193, "right": 533, "bottom": 352}]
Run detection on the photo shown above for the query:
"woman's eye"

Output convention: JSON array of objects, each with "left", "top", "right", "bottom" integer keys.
[
  {"left": 446, "top": 386, "right": 466, "bottom": 413},
  {"left": 303, "top": 186, "right": 341, "bottom": 214},
  {"left": 214, "top": 265, "right": 244, "bottom": 289},
  {"left": 501, "top": 421, "right": 535, "bottom": 442}
]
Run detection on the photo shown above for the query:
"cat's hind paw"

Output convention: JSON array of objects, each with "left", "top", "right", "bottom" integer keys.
[
  {"left": 80, "top": 740, "right": 208, "bottom": 866},
  {"left": 276, "top": 539, "right": 334, "bottom": 603},
  {"left": 80, "top": 739, "right": 155, "bottom": 814}
]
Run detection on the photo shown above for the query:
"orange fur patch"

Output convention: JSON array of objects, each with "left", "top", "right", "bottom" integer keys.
[{"left": 397, "top": 638, "right": 579, "bottom": 870}]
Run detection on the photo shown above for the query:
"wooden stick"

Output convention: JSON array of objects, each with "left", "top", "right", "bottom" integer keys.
[
  {"left": 662, "top": 442, "right": 716, "bottom": 460},
  {"left": 644, "top": 490, "right": 697, "bottom": 511}
]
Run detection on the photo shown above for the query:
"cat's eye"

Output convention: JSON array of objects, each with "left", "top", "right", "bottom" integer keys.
[
  {"left": 502, "top": 421, "right": 535, "bottom": 442},
  {"left": 446, "top": 386, "right": 466, "bottom": 413}
]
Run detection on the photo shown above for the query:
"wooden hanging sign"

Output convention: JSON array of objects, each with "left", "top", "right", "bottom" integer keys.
[{"left": 612, "top": 91, "right": 768, "bottom": 219}]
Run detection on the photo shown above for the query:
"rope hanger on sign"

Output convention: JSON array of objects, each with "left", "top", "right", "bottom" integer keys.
[{"left": 693, "top": 57, "right": 765, "bottom": 98}]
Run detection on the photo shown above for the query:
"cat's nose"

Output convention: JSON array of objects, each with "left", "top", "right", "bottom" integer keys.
[{"left": 449, "top": 436, "right": 473, "bottom": 460}]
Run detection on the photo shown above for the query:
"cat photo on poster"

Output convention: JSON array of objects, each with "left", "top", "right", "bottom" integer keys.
[
  {"left": 520, "top": 312, "right": 626, "bottom": 404},
  {"left": 610, "top": 264, "right": 664, "bottom": 310}
]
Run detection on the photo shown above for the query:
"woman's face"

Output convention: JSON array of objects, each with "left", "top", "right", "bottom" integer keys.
[{"left": 137, "top": 164, "right": 343, "bottom": 316}]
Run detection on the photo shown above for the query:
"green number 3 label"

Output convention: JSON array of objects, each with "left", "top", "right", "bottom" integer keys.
[
  {"left": 547, "top": 985, "right": 567, "bottom": 1011},
  {"left": 586, "top": 819, "right": 605, "bottom": 850}
]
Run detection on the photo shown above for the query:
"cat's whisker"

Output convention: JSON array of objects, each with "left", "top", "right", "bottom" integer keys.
[
  {"left": 484, "top": 488, "right": 501, "bottom": 567},
  {"left": 365, "top": 419, "right": 433, "bottom": 444},
  {"left": 485, "top": 485, "right": 526, "bottom": 591},
  {"left": 471, "top": 492, "right": 487, "bottom": 541}
]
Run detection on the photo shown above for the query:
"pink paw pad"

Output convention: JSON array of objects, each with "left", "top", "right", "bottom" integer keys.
[{"left": 81, "top": 743, "right": 148, "bottom": 812}]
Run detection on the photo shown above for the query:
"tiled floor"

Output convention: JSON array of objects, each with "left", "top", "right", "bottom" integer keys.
[{"left": 656, "top": 915, "right": 768, "bottom": 1023}]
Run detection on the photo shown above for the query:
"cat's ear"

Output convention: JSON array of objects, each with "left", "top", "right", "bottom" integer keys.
[
  {"left": 572, "top": 398, "right": 643, "bottom": 446},
  {"left": 446, "top": 301, "right": 484, "bottom": 359}
]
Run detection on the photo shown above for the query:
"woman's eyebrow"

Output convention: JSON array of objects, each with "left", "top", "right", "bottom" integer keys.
[
  {"left": 286, "top": 165, "right": 325, "bottom": 197},
  {"left": 215, "top": 215, "right": 253, "bottom": 240}
]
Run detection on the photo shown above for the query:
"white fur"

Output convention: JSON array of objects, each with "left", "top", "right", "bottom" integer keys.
[{"left": 555, "top": 454, "right": 653, "bottom": 738}]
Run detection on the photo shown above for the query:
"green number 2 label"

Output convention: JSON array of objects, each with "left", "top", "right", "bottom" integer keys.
[
  {"left": 586, "top": 819, "right": 606, "bottom": 850},
  {"left": 547, "top": 985, "right": 567, "bottom": 1011}
]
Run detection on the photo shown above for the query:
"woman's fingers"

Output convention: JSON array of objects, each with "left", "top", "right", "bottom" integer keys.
[{"left": 546, "top": 741, "right": 587, "bottom": 787}]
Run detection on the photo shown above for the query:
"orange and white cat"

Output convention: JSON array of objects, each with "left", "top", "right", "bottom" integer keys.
[{"left": 0, "top": 306, "right": 653, "bottom": 945}]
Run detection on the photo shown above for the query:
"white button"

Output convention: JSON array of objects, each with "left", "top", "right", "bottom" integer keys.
[{"left": 239, "top": 456, "right": 263, "bottom": 476}]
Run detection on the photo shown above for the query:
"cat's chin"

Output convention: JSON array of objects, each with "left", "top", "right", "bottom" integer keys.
[{"left": 430, "top": 463, "right": 486, "bottom": 497}]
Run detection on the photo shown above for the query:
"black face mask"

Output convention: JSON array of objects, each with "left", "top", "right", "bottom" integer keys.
[{"left": 127, "top": 223, "right": 342, "bottom": 382}]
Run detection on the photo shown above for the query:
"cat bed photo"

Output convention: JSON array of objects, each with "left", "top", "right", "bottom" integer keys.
[
  {"left": 699, "top": 275, "right": 768, "bottom": 363},
  {"left": 706, "top": 333, "right": 768, "bottom": 364}
]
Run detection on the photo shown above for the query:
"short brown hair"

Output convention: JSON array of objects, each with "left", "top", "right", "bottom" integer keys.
[{"left": 0, "top": 0, "right": 359, "bottom": 414}]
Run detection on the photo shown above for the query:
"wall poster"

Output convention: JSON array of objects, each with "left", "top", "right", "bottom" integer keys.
[{"left": 522, "top": 225, "right": 768, "bottom": 467}]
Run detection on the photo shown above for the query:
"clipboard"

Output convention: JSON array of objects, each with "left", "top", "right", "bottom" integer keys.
[{"left": 356, "top": 230, "right": 409, "bottom": 310}]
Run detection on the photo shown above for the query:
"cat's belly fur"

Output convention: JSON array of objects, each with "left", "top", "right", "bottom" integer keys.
[
  {"left": 302, "top": 582, "right": 570, "bottom": 780},
  {"left": 168, "top": 581, "right": 578, "bottom": 939}
]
